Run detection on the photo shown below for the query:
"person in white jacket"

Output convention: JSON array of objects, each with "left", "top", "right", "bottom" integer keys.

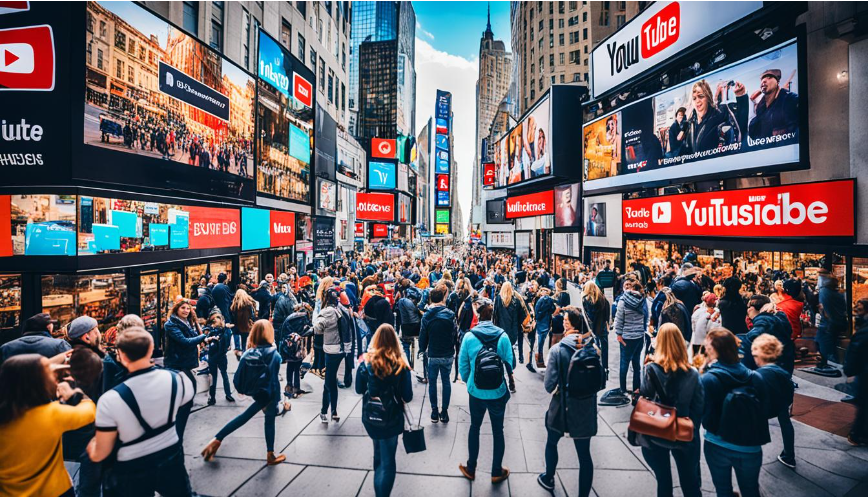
[{"left": 691, "top": 293, "right": 721, "bottom": 357}]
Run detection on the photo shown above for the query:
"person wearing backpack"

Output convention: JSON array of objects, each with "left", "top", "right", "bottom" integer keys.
[
  {"left": 537, "top": 307, "right": 603, "bottom": 496},
  {"left": 751, "top": 334, "right": 796, "bottom": 469},
  {"left": 419, "top": 283, "right": 458, "bottom": 424},
  {"left": 279, "top": 304, "right": 313, "bottom": 398},
  {"left": 740, "top": 294, "right": 795, "bottom": 375},
  {"left": 493, "top": 281, "right": 525, "bottom": 392},
  {"left": 700, "top": 328, "right": 770, "bottom": 497},
  {"left": 457, "top": 298, "right": 514, "bottom": 484},
  {"left": 356, "top": 324, "right": 414, "bottom": 497},
  {"left": 314, "top": 288, "right": 351, "bottom": 423},
  {"left": 203, "top": 311, "right": 235, "bottom": 406},
  {"left": 659, "top": 288, "right": 693, "bottom": 344},
  {"left": 88, "top": 328, "right": 195, "bottom": 496},
  {"left": 581, "top": 282, "right": 610, "bottom": 374},
  {"left": 636, "top": 323, "right": 704, "bottom": 497},
  {"left": 201, "top": 320, "right": 286, "bottom": 465},
  {"left": 395, "top": 286, "right": 423, "bottom": 369}
]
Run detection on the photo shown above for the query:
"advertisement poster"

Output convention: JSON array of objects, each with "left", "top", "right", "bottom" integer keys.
[
  {"left": 505, "top": 190, "right": 554, "bottom": 219},
  {"left": 368, "top": 161, "right": 396, "bottom": 190},
  {"left": 435, "top": 149, "right": 450, "bottom": 174},
  {"left": 371, "top": 138, "right": 396, "bottom": 159},
  {"left": 486, "top": 199, "right": 508, "bottom": 224},
  {"left": 584, "top": 39, "right": 802, "bottom": 192},
  {"left": 583, "top": 193, "right": 621, "bottom": 248},
  {"left": 554, "top": 183, "right": 581, "bottom": 229},
  {"left": 296, "top": 214, "right": 313, "bottom": 242},
  {"left": 83, "top": 2, "right": 255, "bottom": 177},
  {"left": 314, "top": 104, "right": 337, "bottom": 180},
  {"left": 270, "top": 210, "right": 296, "bottom": 247},
  {"left": 397, "top": 194, "right": 412, "bottom": 224},
  {"left": 257, "top": 31, "right": 314, "bottom": 203},
  {"left": 483, "top": 162, "right": 495, "bottom": 186},
  {"left": 313, "top": 217, "right": 335, "bottom": 254},
  {"left": 318, "top": 178, "right": 336, "bottom": 212},
  {"left": 436, "top": 190, "right": 450, "bottom": 207},
  {"left": 435, "top": 224, "right": 449, "bottom": 235},
  {"left": 372, "top": 224, "right": 389, "bottom": 238},
  {"left": 241, "top": 207, "right": 270, "bottom": 251},
  {"left": 435, "top": 209, "right": 450, "bottom": 225},
  {"left": 186, "top": 206, "right": 240, "bottom": 249},
  {"left": 493, "top": 94, "right": 551, "bottom": 187},
  {"left": 356, "top": 192, "right": 395, "bottom": 222}
]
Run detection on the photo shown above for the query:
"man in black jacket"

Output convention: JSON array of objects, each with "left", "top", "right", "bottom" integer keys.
[
  {"left": 253, "top": 281, "right": 273, "bottom": 319},
  {"left": 363, "top": 286, "right": 394, "bottom": 333},
  {"left": 846, "top": 298, "right": 868, "bottom": 446},
  {"left": 419, "top": 283, "right": 457, "bottom": 424}
]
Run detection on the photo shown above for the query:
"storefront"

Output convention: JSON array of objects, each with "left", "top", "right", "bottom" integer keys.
[
  {"left": 507, "top": 190, "right": 555, "bottom": 267},
  {"left": 581, "top": 193, "right": 624, "bottom": 273}
]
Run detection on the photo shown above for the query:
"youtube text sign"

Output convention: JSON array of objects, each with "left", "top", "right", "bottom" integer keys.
[
  {"left": 622, "top": 180, "right": 855, "bottom": 238},
  {"left": 505, "top": 190, "right": 554, "bottom": 219},
  {"left": 0, "top": 24, "right": 53, "bottom": 91}
]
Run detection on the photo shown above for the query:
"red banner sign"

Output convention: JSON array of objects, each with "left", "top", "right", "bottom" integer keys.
[
  {"left": 505, "top": 190, "right": 554, "bottom": 219},
  {"left": 355, "top": 222, "right": 365, "bottom": 237},
  {"left": 356, "top": 192, "right": 395, "bottom": 222},
  {"left": 0, "top": 195, "right": 11, "bottom": 257},
  {"left": 622, "top": 180, "right": 855, "bottom": 238},
  {"left": 372, "top": 224, "right": 389, "bottom": 238},
  {"left": 187, "top": 206, "right": 240, "bottom": 249},
  {"left": 270, "top": 210, "right": 295, "bottom": 247},
  {"left": 436, "top": 174, "right": 449, "bottom": 192},
  {"left": 483, "top": 162, "right": 495, "bottom": 186},
  {"left": 371, "top": 138, "right": 396, "bottom": 159}
]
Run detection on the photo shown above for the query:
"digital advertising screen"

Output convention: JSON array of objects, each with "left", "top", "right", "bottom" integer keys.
[
  {"left": 486, "top": 199, "right": 509, "bottom": 225},
  {"left": 554, "top": 183, "right": 581, "bottom": 229},
  {"left": 315, "top": 104, "right": 337, "bottom": 180},
  {"left": 583, "top": 193, "right": 622, "bottom": 249},
  {"left": 435, "top": 209, "right": 450, "bottom": 225},
  {"left": 397, "top": 194, "right": 412, "bottom": 224},
  {"left": 368, "top": 161, "right": 396, "bottom": 190},
  {"left": 317, "top": 178, "right": 337, "bottom": 213},
  {"left": 583, "top": 38, "right": 804, "bottom": 193},
  {"left": 493, "top": 94, "right": 551, "bottom": 188}
]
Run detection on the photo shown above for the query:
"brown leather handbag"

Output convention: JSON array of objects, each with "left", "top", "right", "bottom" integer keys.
[{"left": 627, "top": 365, "right": 694, "bottom": 442}]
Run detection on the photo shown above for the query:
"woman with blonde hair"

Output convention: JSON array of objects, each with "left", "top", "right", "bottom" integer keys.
[
  {"left": 582, "top": 281, "right": 611, "bottom": 372},
  {"left": 311, "top": 276, "right": 335, "bottom": 375},
  {"left": 356, "top": 324, "right": 413, "bottom": 496},
  {"left": 493, "top": 281, "right": 526, "bottom": 390},
  {"left": 637, "top": 323, "right": 704, "bottom": 497},
  {"left": 231, "top": 289, "right": 257, "bottom": 357},
  {"left": 202, "top": 320, "right": 285, "bottom": 465}
]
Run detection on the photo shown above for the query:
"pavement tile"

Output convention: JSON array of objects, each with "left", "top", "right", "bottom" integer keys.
[
  {"left": 277, "top": 466, "right": 367, "bottom": 497},
  {"left": 185, "top": 455, "right": 267, "bottom": 496},
  {"left": 358, "top": 472, "right": 470, "bottom": 497},
  {"left": 282, "top": 434, "right": 375, "bottom": 470},
  {"left": 232, "top": 463, "right": 305, "bottom": 497},
  {"left": 588, "top": 468, "right": 657, "bottom": 497}
]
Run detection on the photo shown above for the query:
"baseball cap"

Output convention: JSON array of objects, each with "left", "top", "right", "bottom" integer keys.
[
  {"left": 783, "top": 279, "right": 802, "bottom": 299},
  {"left": 67, "top": 316, "right": 99, "bottom": 339},
  {"left": 761, "top": 68, "right": 782, "bottom": 80},
  {"left": 22, "top": 313, "right": 57, "bottom": 333}
]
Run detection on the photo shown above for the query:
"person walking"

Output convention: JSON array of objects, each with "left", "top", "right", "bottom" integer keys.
[
  {"left": 581, "top": 282, "right": 611, "bottom": 374},
  {"left": 493, "top": 281, "right": 525, "bottom": 392},
  {"left": 637, "top": 323, "right": 704, "bottom": 497},
  {"left": 253, "top": 280, "right": 273, "bottom": 320},
  {"left": 750, "top": 334, "right": 796, "bottom": 469},
  {"left": 740, "top": 294, "right": 795, "bottom": 374},
  {"left": 717, "top": 277, "right": 748, "bottom": 336},
  {"left": 315, "top": 288, "right": 350, "bottom": 423},
  {"left": 614, "top": 280, "right": 648, "bottom": 399},
  {"left": 816, "top": 268, "right": 847, "bottom": 373},
  {"left": 458, "top": 298, "right": 514, "bottom": 484},
  {"left": 845, "top": 298, "right": 868, "bottom": 446},
  {"left": 88, "top": 328, "right": 194, "bottom": 496},
  {"left": 0, "top": 312, "right": 70, "bottom": 365},
  {"left": 0, "top": 354, "right": 96, "bottom": 497},
  {"left": 163, "top": 299, "right": 205, "bottom": 442},
  {"left": 533, "top": 287, "right": 557, "bottom": 369},
  {"left": 211, "top": 273, "right": 233, "bottom": 324},
  {"left": 659, "top": 288, "right": 693, "bottom": 344},
  {"left": 230, "top": 289, "right": 257, "bottom": 358},
  {"left": 203, "top": 311, "right": 234, "bottom": 405},
  {"left": 395, "top": 286, "right": 422, "bottom": 369},
  {"left": 537, "top": 307, "right": 602, "bottom": 496},
  {"left": 202, "top": 320, "right": 286, "bottom": 465},
  {"left": 419, "top": 283, "right": 457, "bottom": 423},
  {"left": 691, "top": 293, "right": 721, "bottom": 357},
  {"left": 356, "top": 324, "right": 414, "bottom": 497}
]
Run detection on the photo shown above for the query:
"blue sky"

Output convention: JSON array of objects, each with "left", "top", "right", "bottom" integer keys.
[{"left": 414, "top": 1, "right": 511, "bottom": 232}]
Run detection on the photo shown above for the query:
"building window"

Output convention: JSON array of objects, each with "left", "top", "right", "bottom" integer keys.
[
  {"left": 530, "top": 88, "right": 535, "bottom": 99},
  {"left": 550, "top": 2, "right": 554, "bottom": 14},
  {"left": 569, "top": 1, "right": 578, "bottom": 11},
  {"left": 182, "top": 1, "right": 198, "bottom": 36},
  {"left": 213, "top": 1, "right": 224, "bottom": 20},
  {"left": 559, "top": 18, "right": 564, "bottom": 28},
  {"left": 97, "top": 49, "right": 103, "bottom": 70},
  {"left": 114, "top": 31, "right": 126, "bottom": 51},
  {"left": 281, "top": 20, "right": 292, "bottom": 49},
  {"left": 298, "top": 34, "right": 306, "bottom": 62},
  {"left": 531, "top": 64, "right": 535, "bottom": 75},
  {"left": 242, "top": 9, "right": 250, "bottom": 68},
  {"left": 310, "top": 48, "right": 317, "bottom": 70},
  {"left": 99, "top": 20, "right": 106, "bottom": 39},
  {"left": 342, "top": 43, "right": 346, "bottom": 71},
  {"left": 341, "top": 82, "right": 346, "bottom": 111},
  {"left": 569, "top": 32, "right": 578, "bottom": 44},
  {"left": 617, "top": 15, "right": 626, "bottom": 27},
  {"left": 583, "top": 12, "right": 588, "bottom": 22},
  {"left": 549, "top": 54, "right": 554, "bottom": 67},
  {"left": 619, "top": 1, "right": 627, "bottom": 9},
  {"left": 560, "top": 74, "right": 565, "bottom": 83},
  {"left": 530, "top": 27, "right": 534, "bottom": 41},
  {"left": 569, "top": 50, "right": 580, "bottom": 64},
  {"left": 559, "top": 2, "right": 565, "bottom": 14},
  {"left": 319, "top": 58, "right": 325, "bottom": 91},
  {"left": 539, "top": 78, "right": 543, "bottom": 90},
  {"left": 583, "top": 28, "right": 588, "bottom": 40},
  {"left": 559, "top": 33, "right": 564, "bottom": 46},
  {"left": 550, "top": 34, "right": 554, "bottom": 48},
  {"left": 328, "top": 69, "right": 334, "bottom": 102},
  {"left": 602, "top": 10, "right": 610, "bottom": 26},
  {"left": 210, "top": 20, "right": 223, "bottom": 50},
  {"left": 551, "top": 75, "right": 555, "bottom": 85},
  {"left": 539, "top": 20, "right": 543, "bottom": 31},
  {"left": 573, "top": 73, "right": 581, "bottom": 82},
  {"left": 297, "top": 1, "right": 306, "bottom": 18},
  {"left": 128, "top": 66, "right": 134, "bottom": 84},
  {"left": 584, "top": 45, "right": 588, "bottom": 54}
]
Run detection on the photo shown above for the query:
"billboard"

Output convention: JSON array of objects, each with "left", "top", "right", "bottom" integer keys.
[
  {"left": 493, "top": 94, "right": 551, "bottom": 187},
  {"left": 622, "top": 180, "right": 855, "bottom": 238},
  {"left": 435, "top": 90, "right": 451, "bottom": 125},
  {"left": 584, "top": 38, "right": 803, "bottom": 193},
  {"left": 486, "top": 199, "right": 509, "bottom": 225},
  {"left": 435, "top": 224, "right": 449, "bottom": 235},
  {"left": 372, "top": 223, "right": 389, "bottom": 238},
  {"left": 81, "top": 2, "right": 256, "bottom": 199},
  {"left": 371, "top": 138, "right": 396, "bottom": 159},
  {"left": 435, "top": 209, "right": 450, "bottom": 225},
  {"left": 554, "top": 183, "right": 581, "bottom": 229},
  {"left": 368, "top": 161, "right": 396, "bottom": 190},
  {"left": 436, "top": 190, "right": 450, "bottom": 207},
  {"left": 436, "top": 174, "right": 449, "bottom": 192},
  {"left": 591, "top": 1, "right": 763, "bottom": 99},
  {"left": 257, "top": 30, "right": 315, "bottom": 203},
  {"left": 434, "top": 148, "right": 450, "bottom": 173},
  {"left": 317, "top": 178, "right": 337, "bottom": 213},
  {"left": 315, "top": 104, "right": 337, "bottom": 180},
  {"left": 483, "top": 162, "right": 495, "bottom": 186},
  {"left": 313, "top": 217, "right": 335, "bottom": 254},
  {"left": 583, "top": 193, "right": 622, "bottom": 248},
  {"left": 505, "top": 190, "right": 554, "bottom": 219},
  {"left": 397, "top": 194, "right": 412, "bottom": 224},
  {"left": 356, "top": 192, "right": 395, "bottom": 222}
]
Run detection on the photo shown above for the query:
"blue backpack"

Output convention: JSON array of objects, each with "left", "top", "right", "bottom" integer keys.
[{"left": 233, "top": 347, "right": 276, "bottom": 397}]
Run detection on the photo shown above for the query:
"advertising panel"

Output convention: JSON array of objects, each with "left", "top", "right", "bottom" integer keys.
[
  {"left": 591, "top": 1, "right": 763, "bottom": 99},
  {"left": 435, "top": 134, "right": 448, "bottom": 151},
  {"left": 397, "top": 194, "right": 412, "bottom": 224},
  {"left": 371, "top": 138, "right": 396, "bottom": 159},
  {"left": 315, "top": 104, "right": 337, "bottom": 180},
  {"left": 487, "top": 232, "right": 514, "bottom": 248},
  {"left": 313, "top": 217, "right": 335, "bottom": 254},
  {"left": 435, "top": 90, "right": 451, "bottom": 126},
  {"left": 368, "top": 161, "right": 396, "bottom": 190},
  {"left": 554, "top": 183, "right": 581, "bottom": 229},
  {"left": 436, "top": 174, "right": 449, "bottom": 192},
  {"left": 493, "top": 95, "right": 551, "bottom": 187},
  {"left": 296, "top": 213, "right": 312, "bottom": 242},
  {"left": 621, "top": 180, "right": 855, "bottom": 238},
  {"left": 436, "top": 190, "right": 450, "bottom": 208},
  {"left": 82, "top": 2, "right": 256, "bottom": 196},
  {"left": 356, "top": 192, "right": 395, "bottom": 222},
  {"left": 553, "top": 232, "right": 581, "bottom": 257},
  {"left": 354, "top": 222, "right": 365, "bottom": 238},
  {"left": 435, "top": 209, "right": 450, "bottom": 225},
  {"left": 486, "top": 199, "right": 509, "bottom": 225},
  {"left": 372, "top": 223, "right": 389, "bottom": 238},
  {"left": 186, "top": 206, "right": 240, "bottom": 249},
  {"left": 435, "top": 224, "right": 449, "bottom": 235},
  {"left": 583, "top": 193, "right": 622, "bottom": 248},
  {"left": 434, "top": 149, "right": 450, "bottom": 174},
  {"left": 270, "top": 210, "right": 295, "bottom": 247},
  {"left": 483, "top": 162, "right": 495, "bottom": 186},
  {"left": 257, "top": 30, "right": 315, "bottom": 203},
  {"left": 397, "top": 162, "right": 409, "bottom": 192},
  {"left": 505, "top": 190, "right": 554, "bottom": 219},
  {"left": 584, "top": 38, "right": 803, "bottom": 193},
  {"left": 241, "top": 207, "right": 270, "bottom": 251},
  {"left": 317, "top": 178, "right": 337, "bottom": 212}
]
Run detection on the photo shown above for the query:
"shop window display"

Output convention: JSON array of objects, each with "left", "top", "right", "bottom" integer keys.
[
  {"left": 274, "top": 253, "right": 293, "bottom": 278},
  {"left": 159, "top": 271, "right": 182, "bottom": 331},
  {"left": 140, "top": 272, "right": 159, "bottom": 342},
  {"left": 41, "top": 273, "right": 127, "bottom": 333},
  {"left": 0, "top": 274, "right": 22, "bottom": 343},
  {"left": 185, "top": 264, "right": 208, "bottom": 300},
  {"left": 239, "top": 255, "right": 260, "bottom": 289},
  {"left": 209, "top": 260, "right": 233, "bottom": 284}
]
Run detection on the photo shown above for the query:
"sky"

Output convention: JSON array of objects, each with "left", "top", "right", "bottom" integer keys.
[{"left": 414, "top": 1, "right": 511, "bottom": 234}]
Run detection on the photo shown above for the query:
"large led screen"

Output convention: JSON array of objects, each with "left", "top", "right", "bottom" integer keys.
[
  {"left": 493, "top": 94, "right": 551, "bottom": 188},
  {"left": 257, "top": 31, "right": 315, "bottom": 203},
  {"left": 583, "top": 39, "right": 803, "bottom": 193},
  {"left": 82, "top": 2, "right": 256, "bottom": 198},
  {"left": 554, "top": 183, "right": 581, "bottom": 229}
]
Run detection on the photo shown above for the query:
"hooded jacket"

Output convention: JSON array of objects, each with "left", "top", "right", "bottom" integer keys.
[
  {"left": 195, "top": 287, "right": 215, "bottom": 320},
  {"left": 163, "top": 315, "right": 206, "bottom": 371},
  {"left": 700, "top": 360, "right": 770, "bottom": 450},
  {"left": 671, "top": 276, "right": 702, "bottom": 314},
  {"left": 534, "top": 294, "right": 556, "bottom": 332},
  {"left": 754, "top": 363, "right": 794, "bottom": 417},
  {"left": 395, "top": 297, "right": 422, "bottom": 327},
  {"left": 314, "top": 305, "right": 349, "bottom": 355},
  {"left": 419, "top": 305, "right": 457, "bottom": 358},
  {"left": 613, "top": 290, "right": 648, "bottom": 340},
  {"left": 0, "top": 332, "right": 71, "bottom": 366},
  {"left": 543, "top": 333, "right": 598, "bottom": 438},
  {"left": 253, "top": 286, "right": 272, "bottom": 319},
  {"left": 458, "top": 320, "right": 513, "bottom": 400},
  {"left": 740, "top": 312, "right": 794, "bottom": 374},
  {"left": 272, "top": 291, "right": 298, "bottom": 329},
  {"left": 363, "top": 294, "right": 394, "bottom": 333}
]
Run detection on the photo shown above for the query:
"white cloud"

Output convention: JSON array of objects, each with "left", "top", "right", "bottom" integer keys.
[
  {"left": 415, "top": 37, "right": 477, "bottom": 235},
  {"left": 415, "top": 21, "right": 435, "bottom": 40}
]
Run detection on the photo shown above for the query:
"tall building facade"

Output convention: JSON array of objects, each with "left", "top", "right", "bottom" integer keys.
[
  {"left": 510, "top": 1, "right": 645, "bottom": 115},
  {"left": 417, "top": 119, "right": 432, "bottom": 233},
  {"left": 470, "top": 8, "right": 512, "bottom": 228}
]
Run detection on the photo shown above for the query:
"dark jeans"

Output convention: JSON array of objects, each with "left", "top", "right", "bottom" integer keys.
[
  {"left": 816, "top": 322, "right": 844, "bottom": 366},
  {"left": 208, "top": 359, "right": 231, "bottom": 399},
  {"left": 778, "top": 406, "right": 795, "bottom": 460},
  {"left": 401, "top": 338, "right": 415, "bottom": 368},
  {"left": 543, "top": 428, "right": 593, "bottom": 497},
  {"left": 595, "top": 331, "right": 609, "bottom": 372},
  {"left": 322, "top": 353, "right": 343, "bottom": 414},
  {"left": 704, "top": 440, "right": 762, "bottom": 497},
  {"left": 215, "top": 393, "right": 278, "bottom": 451},
  {"left": 536, "top": 326, "right": 549, "bottom": 356},
  {"left": 428, "top": 356, "right": 453, "bottom": 411},
  {"left": 641, "top": 444, "right": 701, "bottom": 497},
  {"left": 111, "top": 444, "right": 192, "bottom": 497},
  {"left": 342, "top": 351, "right": 354, "bottom": 386},
  {"left": 372, "top": 436, "right": 400, "bottom": 497},
  {"left": 232, "top": 332, "right": 249, "bottom": 351},
  {"left": 852, "top": 373, "right": 868, "bottom": 442},
  {"left": 467, "top": 393, "right": 508, "bottom": 477},
  {"left": 76, "top": 448, "right": 101, "bottom": 497},
  {"left": 175, "top": 370, "right": 196, "bottom": 443},
  {"left": 619, "top": 337, "right": 643, "bottom": 393},
  {"left": 286, "top": 361, "right": 301, "bottom": 393}
]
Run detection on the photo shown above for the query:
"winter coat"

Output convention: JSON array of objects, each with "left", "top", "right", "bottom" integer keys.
[
  {"left": 700, "top": 361, "right": 770, "bottom": 449},
  {"left": 204, "top": 326, "right": 232, "bottom": 364},
  {"left": 534, "top": 295, "right": 556, "bottom": 333},
  {"left": 637, "top": 363, "right": 704, "bottom": 449},
  {"left": 211, "top": 283, "right": 233, "bottom": 323},
  {"left": 355, "top": 362, "right": 413, "bottom": 439},
  {"left": 252, "top": 287, "right": 273, "bottom": 320},
  {"left": 231, "top": 304, "right": 256, "bottom": 335},
  {"left": 740, "top": 312, "right": 795, "bottom": 374},
  {"left": 0, "top": 332, "right": 71, "bottom": 366},
  {"left": 419, "top": 305, "right": 457, "bottom": 358},
  {"left": 671, "top": 276, "right": 703, "bottom": 314},
  {"left": 363, "top": 295, "right": 393, "bottom": 333},
  {"left": 660, "top": 301, "right": 693, "bottom": 343},
  {"left": 582, "top": 296, "right": 610, "bottom": 337},
  {"left": 163, "top": 315, "right": 205, "bottom": 371},
  {"left": 691, "top": 306, "right": 721, "bottom": 346},
  {"left": 544, "top": 333, "right": 598, "bottom": 438},
  {"left": 395, "top": 297, "right": 422, "bottom": 326},
  {"left": 314, "top": 306, "right": 347, "bottom": 355},
  {"left": 458, "top": 321, "right": 513, "bottom": 400},
  {"left": 755, "top": 364, "right": 794, "bottom": 417},
  {"left": 493, "top": 295, "right": 524, "bottom": 344},
  {"left": 272, "top": 292, "right": 297, "bottom": 329},
  {"left": 613, "top": 290, "right": 648, "bottom": 341},
  {"left": 195, "top": 287, "right": 216, "bottom": 320}
]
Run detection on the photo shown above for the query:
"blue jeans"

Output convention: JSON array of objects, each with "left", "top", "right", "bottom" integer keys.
[
  {"left": 232, "top": 332, "right": 249, "bottom": 351},
  {"left": 208, "top": 359, "right": 231, "bottom": 399},
  {"left": 619, "top": 337, "right": 643, "bottom": 393},
  {"left": 373, "top": 436, "right": 399, "bottom": 497},
  {"left": 816, "top": 322, "right": 843, "bottom": 366},
  {"left": 536, "top": 325, "right": 549, "bottom": 356},
  {"left": 322, "top": 353, "right": 343, "bottom": 414},
  {"left": 215, "top": 393, "right": 278, "bottom": 451},
  {"left": 704, "top": 440, "right": 762, "bottom": 497},
  {"left": 285, "top": 361, "right": 301, "bottom": 393},
  {"left": 641, "top": 443, "right": 701, "bottom": 497},
  {"left": 76, "top": 447, "right": 101, "bottom": 497},
  {"left": 778, "top": 406, "right": 795, "bottom": 460},
  {"left": 467, "top": 394, "right": 508, "bottom": 476},
  {"left": 427, "top": 356, "right": 453, "bottom": 411},
  {"left": 543, "top": 428, "right": 593, "bottom": 497},
  {"left": 402, "top": 339, "right": 414, "bottom": 368}
]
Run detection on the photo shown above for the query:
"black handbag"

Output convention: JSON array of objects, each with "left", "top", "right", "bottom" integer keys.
[{"left": 401, "top": 402, "right": 426, "bottom": 453}]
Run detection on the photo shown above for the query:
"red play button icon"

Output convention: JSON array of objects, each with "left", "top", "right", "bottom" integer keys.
[
  {"left": 0, "top": 25, "right": 54, "bottom": 91},
  {"left": 0, "top": 2, "right": 30, "bottom": 15}
]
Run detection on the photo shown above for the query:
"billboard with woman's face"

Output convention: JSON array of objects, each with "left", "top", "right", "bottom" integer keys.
[{"left": 494, "top": 94, "right": 551, "bottom": 187}]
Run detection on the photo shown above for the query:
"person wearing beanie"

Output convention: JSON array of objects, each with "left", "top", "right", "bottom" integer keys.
[
  {"left": 777, "top": 279, "right": 805, "bottom": 340},
  {"left": 691, "top": 293, "right": 721, "bottom": 357},
  {"left": 0, "top": 313, "right": 70, "bottom": 365},
  {"left": 67, "top": 316, "right": 102, "bottom": 351}
]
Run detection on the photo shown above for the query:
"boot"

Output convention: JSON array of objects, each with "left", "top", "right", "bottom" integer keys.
[
  {"left": 201, "top": 439, "right": 221, "bottom": 462},
  {"left": 267, "top": 451, "right": 286, "bottom": 465},
  {"left": 536, "top": 352, "right": 545, "bottom": 369}
]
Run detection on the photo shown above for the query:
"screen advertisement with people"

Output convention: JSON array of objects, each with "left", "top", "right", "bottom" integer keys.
[
  {"left": 554, "top": 183, "right": 581, "bottom": 229},
  {"left": 583, "top": 194, "right": 622, "bottom": 249},
  {"left": 583, "top": 38, "right": 803, "bottom": 193},
  {"left": 82, "top": 1, "right": 256, "bottom": 199},
  {"left": 493, "top": 94, "right": 551, "bottom": 188}
]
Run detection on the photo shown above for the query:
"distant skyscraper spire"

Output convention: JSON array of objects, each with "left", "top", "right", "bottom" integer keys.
[{"left": 484, "top": 2, "right": 493, "bottom": 37}]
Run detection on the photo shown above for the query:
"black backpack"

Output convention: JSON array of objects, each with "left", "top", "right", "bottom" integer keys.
[
  {"left": 565, "top": 340, "right": 605, "bottom": 398},
  {"left": 472, "top": 331, "right": 505, "bottom": 390},
  {"left": 279, "top": 333, "right": 306, "bottom": 362},
  {"left": 362, "top": 374, "right": 400, "bottom": 428},
  {"left": 661, "top": 303, "right": 687, "bottom": 333},
  {"left": 714, "top": 371, "right": 770, "bottom": 447},
  {"left": 233, "top": 347, "right": 275, "bottom": 397},
  {"left": 337, "top": 309, "right": 353, "bottom": 345}
]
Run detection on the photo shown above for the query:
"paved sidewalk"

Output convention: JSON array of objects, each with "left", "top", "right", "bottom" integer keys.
[{"left": 168, "top": 333, "right": 868, "bottom": 497}]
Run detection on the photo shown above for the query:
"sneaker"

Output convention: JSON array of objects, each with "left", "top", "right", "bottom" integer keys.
[
  {"left": 526, "top": 362, "right": 536, "bottom": 373},
  {"left": 320, "top": 412, "right": 329, "bottom": 424},
  {"left": 431, "top": 409, "right": 440, "bottom": 423},
  {"left": 439, "top": 410, "right": 449, "bottom": 423},
  {"left": 416, "top": 375, "right": 428, "bottom": 384},
  {"left": 331, "top": 412, "right": 340, "bottom": 422},
  {"left": 518, "top": 357, "right": 524, "bottom": 364},
  {"left": 225, "top": 394, "right": 235, "bottom": 402},
  {"left": 848, "top": 434, "right": 867, "bottom": 447},
  {"left": 207, "top": 397, "right": 216, "bottom": 406},
  {"left": 458, "top": 464, "right": 475, "bottom": 481},
  {"left": 491, "top": 468, "right": 510, "bottom": 484},
  {"left": 842, "top": 395, "right": 857, "bottom": 405},
  {"left": 777, "top": 453, "right": 796, "bottom": 469},
  {"left": 537, "top": 473, "right": 555, "bottom": 492}
]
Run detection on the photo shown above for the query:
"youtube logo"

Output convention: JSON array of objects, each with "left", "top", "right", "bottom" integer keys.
[
  {"left": 0, "top": 2, "right": 29, "bottom": 15},
  {"left": 293, "top": 72, "right": 312, "bottom": 108},
  {"left": 0, "top": 25, "right": 54, "bottom": 91},
  {"left": 652, "top": 202, "right": 672, "bottom": 223}
]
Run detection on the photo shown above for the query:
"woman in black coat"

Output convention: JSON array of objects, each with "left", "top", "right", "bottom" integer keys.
[{"left": 718, "top": 277, "right": 748, "bottom": 336}]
